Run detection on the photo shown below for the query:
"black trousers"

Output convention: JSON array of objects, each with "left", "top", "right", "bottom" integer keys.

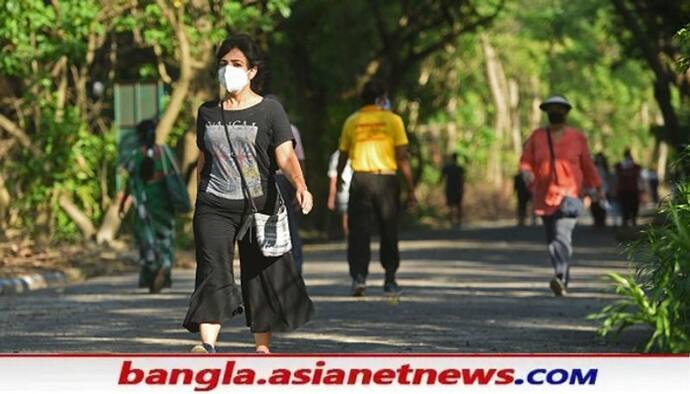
[
  {"left": 590, "top": 201, "right": 607, "bottom": 227},
  {"left": 619, "top": 191, "right": 639, "bottom": 225},
  {"left": 183, "top": 192, "right": 314, "bottom": 334},
  {"left": 517, "top": 194, "right": 530, "bottom": 225},
  {"left": 347, "top": 173, "right": 400, "bottom": 282}
]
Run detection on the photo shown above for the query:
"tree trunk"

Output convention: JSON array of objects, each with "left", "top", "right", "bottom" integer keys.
[
  {"left": 155, "top": 1, "right": 193, "bottom": 145},
  {"left": 611, "top": 0, "right": 684, "bottom": 147},
  {"left": 508, "top": 78, "right": 521, "bottom": 154},
  {"left": 653, "top": 77, "right": 682, "bottom": 147},
  {"left": 0, "top": 172, "right": 10, "bottom": 229},
  {"left": 481, "top": 35, "right": 510, "bottom": 187},
  {"left": 0, "top": 113, "right": 37, "bottom": 154},
  {"left": 54, "top": 56, "right": 68, "bottom": 122},
  {"left": 657, "top": 141, "right": 669, "bottom": 182},
  {"left": 59, "top": 194, "right": 96, "bottom": 239},
  {"left": 528, "top": 76, "right": 542, "bottom": 132},
  {"left": 96, "top": 194, "right": 125, "bottom": 245}
]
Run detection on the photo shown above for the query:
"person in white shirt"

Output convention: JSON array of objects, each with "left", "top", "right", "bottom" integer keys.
[{"left": 327, "top": 150, "right": 352, "bottom": 237}]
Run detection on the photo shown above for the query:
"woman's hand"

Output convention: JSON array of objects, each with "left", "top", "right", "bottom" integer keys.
[{"left": 296, "top": 187, "right": 313, "bottom": 215}]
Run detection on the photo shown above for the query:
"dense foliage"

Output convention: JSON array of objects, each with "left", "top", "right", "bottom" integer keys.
[
  {"left": 589, "top": 22, "right": 690, "bottom": 354},
  {"left": 0, "top": 0, "right": 291, "bottom": 240},
  {"left": 0, "top": 0, "right": 687, "bottom": 239},
  {"left": 590, "top": 151, "right": 690, "bottom": 352}
]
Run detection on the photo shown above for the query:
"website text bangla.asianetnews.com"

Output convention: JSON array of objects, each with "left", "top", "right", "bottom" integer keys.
[{"left": 118, "top": 359, "right": 598, "bottom": 391}]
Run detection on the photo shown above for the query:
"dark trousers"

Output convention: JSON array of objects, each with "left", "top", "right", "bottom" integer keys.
[
  {"left": 619, "top": 191, "right": 639, "bottom": 225},
  {"left": 542, "top": 214, "right": 577, "bottom": 284},
  {"left": 590, "top": 201, "right": 607, "bottom": 227},
  {"left": 517, "top": 194, "right": 530, "bottom": 226},
  {"left": 276, "top": 174, "right": 303, "bottom": 273},
  {"left": 183, "top": 192, "right": 314, "bottom": 334},
  {"left": 347, "top": 173, "right": 400, "bottom": 282}
]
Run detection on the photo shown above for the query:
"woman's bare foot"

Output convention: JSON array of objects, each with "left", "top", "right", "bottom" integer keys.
[{"left": 255, "top": 345, "right": 270, "bottom": 354}]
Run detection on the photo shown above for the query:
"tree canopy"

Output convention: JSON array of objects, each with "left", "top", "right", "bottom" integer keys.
[{"left": 0, "top": 0, "right": 688, "bottom": 241}]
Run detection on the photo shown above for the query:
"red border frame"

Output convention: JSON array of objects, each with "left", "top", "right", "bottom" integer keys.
[{"left": 0, "top": 353, "right": 687, "bottom": 358}]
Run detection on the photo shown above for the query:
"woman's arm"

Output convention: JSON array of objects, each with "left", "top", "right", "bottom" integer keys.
[{"left": 275, "top": 141, "right": 313, "bottom": 214}]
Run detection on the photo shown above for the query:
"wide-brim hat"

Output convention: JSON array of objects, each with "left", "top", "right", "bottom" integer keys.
[{"left": 539, "top": 95, "right": 572, "bottom": 111}]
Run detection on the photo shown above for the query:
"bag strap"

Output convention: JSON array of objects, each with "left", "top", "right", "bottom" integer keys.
[
  {"left": 545, "top": 127, "right": 560, "bottom": 186},
  {"left": 219, "top": 102, "right": 259, "bottom": 214}
]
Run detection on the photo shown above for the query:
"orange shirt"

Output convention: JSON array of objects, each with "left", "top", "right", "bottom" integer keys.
[{"left": 519, "top": 127, "right": 601, "bottom": 216}]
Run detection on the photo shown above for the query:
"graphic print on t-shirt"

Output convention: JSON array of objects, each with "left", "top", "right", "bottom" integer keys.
[{"left": 204, "top": 120, "right": 262, "bottom": 200}]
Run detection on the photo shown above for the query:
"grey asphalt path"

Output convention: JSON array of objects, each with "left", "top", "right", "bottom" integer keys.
[{"left": 0, "top": 221, "right": 647, "bottom": 353}]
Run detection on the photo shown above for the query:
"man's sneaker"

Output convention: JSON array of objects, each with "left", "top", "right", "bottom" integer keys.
[
  {"left": 351, "top": 276, "right": 366, "bottom": 297},
  {"left": 191, "top": 343, "right": 216, "bottom": 353},
  {"left": 549, "top": 276, "right": 567, "bottom": 296},
  {"left": 383, "top": 280, "right": 402, "bottom": 295}
]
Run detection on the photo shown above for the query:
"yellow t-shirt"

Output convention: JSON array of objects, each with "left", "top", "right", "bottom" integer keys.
[{"left": 338, "top": 105, "right": 408, "bottom": 172}]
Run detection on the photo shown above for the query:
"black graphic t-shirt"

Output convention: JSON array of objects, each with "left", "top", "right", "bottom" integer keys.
[{"left": 196, "top": 98, "right": 294, "bottom": 210}]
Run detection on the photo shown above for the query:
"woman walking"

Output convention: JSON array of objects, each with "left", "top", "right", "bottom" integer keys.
[
  {"left": 519, "top": 95, "right": 602, "bottom": 296},
  {"left": 183, "top": 35, "right": 314, "bottom": 353},
  {"left": 119, "top": 119, "right": 182, "bottom": 293}
]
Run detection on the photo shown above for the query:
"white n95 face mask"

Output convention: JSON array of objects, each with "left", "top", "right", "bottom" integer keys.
[{"left": 218, "top": 65, "right": 250, "bottom": 93}]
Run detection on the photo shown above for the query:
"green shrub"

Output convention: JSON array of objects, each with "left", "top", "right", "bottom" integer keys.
[{"left": 590, "top": 176, "right": 690, "bottom": 352}]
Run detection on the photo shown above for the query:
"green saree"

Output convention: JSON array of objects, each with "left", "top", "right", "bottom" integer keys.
[{"left": 124, "top": 145, "right": 177, "bottom": 290}]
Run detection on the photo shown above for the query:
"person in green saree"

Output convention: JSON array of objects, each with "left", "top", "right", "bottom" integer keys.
[{"left": 119, "top": 119, "right": 184, "bottom": 293}]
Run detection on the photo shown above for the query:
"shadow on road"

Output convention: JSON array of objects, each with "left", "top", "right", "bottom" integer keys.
[{"left": 0, "top": 223, "right": 648, "bottom": 353}]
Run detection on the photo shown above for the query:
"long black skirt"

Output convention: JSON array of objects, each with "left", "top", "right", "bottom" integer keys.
[{"left": 183, "top": 192, "right": 314, "bottom": 333}]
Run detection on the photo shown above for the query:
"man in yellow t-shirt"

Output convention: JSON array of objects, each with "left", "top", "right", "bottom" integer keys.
[{"left": 336, "top": 80, "right": 417, "bottom": 297}]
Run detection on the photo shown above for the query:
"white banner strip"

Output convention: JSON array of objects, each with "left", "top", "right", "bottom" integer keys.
[{"left": 0, "top": 354, "right": 688, "bottom": 394}]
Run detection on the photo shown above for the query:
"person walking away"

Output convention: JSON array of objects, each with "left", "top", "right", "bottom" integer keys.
[
  {"left": 648, "top": 169, "right": 660, "bottom": 204},
  {"left": 514, "top": 171, "right": 532, "bottom": 227},
  {"left": 119, "top": 119, "right": 189, "bottom": 293},
  {"left": 589, "top": 153, "right": 610, "bottom": 228},
  {"left": 267, "top": 94, "right": 306, "bottom": 274},
  {"left": 183, "top": 35, "right": 314, "bottom": 354},
  {"left": 519, "top": 95, "right": 602, "bottom": 296},
  {"left": 615, "top": 149, "right": 641, "bottom": 226},
  {"left": 441, "top": 153, "right": 465, "bottom": 226},
  {"left": 327, "top": 150, "right": 353, "bottom": 238},
  {"left": 336, "top": 80, "right": 416, "bottom": 297}
]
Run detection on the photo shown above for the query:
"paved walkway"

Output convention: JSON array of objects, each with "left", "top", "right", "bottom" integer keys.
[{"left": 0, "top": 222, "right": 647, "bottom": 353}]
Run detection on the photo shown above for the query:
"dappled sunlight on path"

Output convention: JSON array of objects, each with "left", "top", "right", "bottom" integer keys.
[{"left": 0, "top": 223, "right": 646, "bottom": 353}]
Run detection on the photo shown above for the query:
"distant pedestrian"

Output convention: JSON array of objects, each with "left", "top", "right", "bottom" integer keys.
[
  {"left": 336, "top": 80, "right": 416, "bottom": 297},
  {"left": 327, "top": 150, "right": 353, "bottom": 237},
  {"left": 441, "top": 153, "right": 465, "bottom": 226},
  {"left": 514, "top": 172, "right": 532, "bottom": 226},
  {"left": 590, "top": 153, "right": 610, "bottom": 228},
  {"left": 615, "top": 149, "right": 641, "bottom": 226},
  {"left": 519, "top": 95, "right": 602, "bottom": 296},
  {"left": 119, "top": 119, "right": 188, "bottom": 293},
  {"left": 183, "top": 34, "right": 314, "bottom": 354},
  {"left": 648, "top": 169, "right": 660, "bottom": 204},
  {"left": 267, "top": 94, "right": 306, "bottom": 274}
]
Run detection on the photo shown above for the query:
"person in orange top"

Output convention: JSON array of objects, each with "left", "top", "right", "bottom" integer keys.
[{"left": 519, "top": 95, "right": 603, "bottom": 296}]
